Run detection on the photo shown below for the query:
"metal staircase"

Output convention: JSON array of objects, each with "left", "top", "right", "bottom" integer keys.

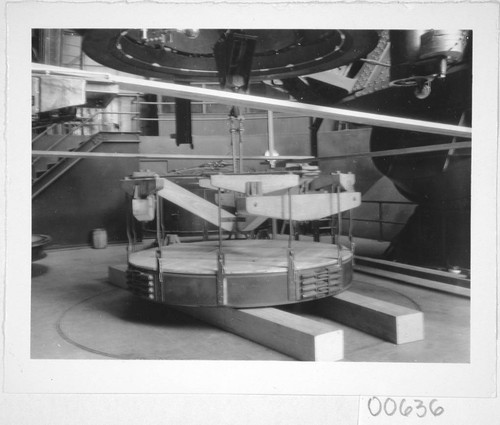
[
  {"left": 32, "top": 109, "right": 141, "bottom": 199},
  {"left": 32, "top": 132, "right": 105, "bottom": 198}
]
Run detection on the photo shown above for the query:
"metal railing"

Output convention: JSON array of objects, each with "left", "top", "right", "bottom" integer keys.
[
  {"left": 316, "top": 199, "right": 416, "bottom": 242},
  {"left": 351, "top": 200, "right": 416, "bottom": 241},
  {"left": 32, "top": 111, "right": 102, "bottom": 165},
  {"left": 32, "top": 123, "right": 59, "bottom": 144},
  {"left": 32, "top": 110, "right": 140, "bottom": 165}
]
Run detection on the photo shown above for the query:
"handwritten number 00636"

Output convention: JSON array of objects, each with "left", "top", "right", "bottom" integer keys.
[{"left": 367, "top": 397, "right": 444, "bottom": 418}]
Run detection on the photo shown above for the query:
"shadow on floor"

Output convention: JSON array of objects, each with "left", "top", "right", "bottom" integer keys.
[{"left": 32, "top": 263, "right": 49, "bottom": 277}]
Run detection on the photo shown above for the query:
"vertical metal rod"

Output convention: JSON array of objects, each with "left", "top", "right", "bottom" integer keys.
[
  {"left": 202, "top": 190, "right": 209, "bottom": 241},
  {"left": 271, "top": 219, "right": 278, "bottom": 240},
  {"left": 288, "top": 188, "right": 293, "bottom": 249},
  {"left": 125, "top": 194, "right": 133, "bottom": 262},
  {"left": 336, "top": 187, "right": 343, "bottom": 265},
  {"left": 267, "top": 110, "right": 275, "bottom": 153},
  {"left": 216, "top": 187, "right": 226, "bottom": 305},
  {"left": 348, "top": 208, "right": 353, "bottom": 248},
  {"left": 238, "top": 117, "right": 244, "bottom": 173},
  {"left": 159, "top": 196, "right": 165, "bottom": 245},
  {"left": 156, "top": 195, "right": 162, "bottom": 255},
  {"left": 134, "top": 94, "right": 139, "bottom": 133},
  {"left": 287, "top": 187, "right": 296, "bottom": 301},
  {"left": 217, "top": 187, "right": 223, "bottom": 251},
  {"left": 130, "top": 187, "right": 138, "bottom": 252},
  {"left": 155, "top": 194, "right": 163, "bottom": 285},
  {"left": 349, "top": 207, "right": 355, "bottom": 265},
  {"left": 330, "top": 184, "right": 336, "bottom": 245},
  {"left": 336, "top": 186, "right": 342, "bottom": 248},
  {"left": 229, "top": 117, "right": 237, "bottom": 173},
  {"left": 57, "top": 29, "right": 63, "bottom": 67},
  {"left": 267, "top": 110, "right": 278, "bottom": 168}
]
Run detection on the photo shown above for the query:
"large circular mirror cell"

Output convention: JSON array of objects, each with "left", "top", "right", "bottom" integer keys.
[{"left": 80, "top": 29, "right": 379, "bottom": 82}]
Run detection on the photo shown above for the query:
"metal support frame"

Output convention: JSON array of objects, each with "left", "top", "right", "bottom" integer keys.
[
  {"left": 125, "top": 192, "right": 135, "bottom": 263},
  {"left": 237, "top": 116, "right": 244, "bottom": 174},
  {"left": 349, "top": 208, "right": 355, "bottom": 265},
  {"left": 229, "top": 116, "right": 238, "bottom": 172},
  {"left": 155, "top": 192, "right": 163, "bottom": 285},
  {"left": 216, "top": 187, "right": 227, "bottom": 305},
  {"left": 286, "top": 188, "right": 296, "bottom": 301},
  {"left": 228, "top": 108, "right": 245, "bottom": 174},
  {"left": 309, "top": 117, "right": 323, "bottom": 159},
  {"left": 336, "top": 186, "right": 343, "bottom": 265},
  {"left": 330, "top": 183, "right": 336, "bottom": 245}
]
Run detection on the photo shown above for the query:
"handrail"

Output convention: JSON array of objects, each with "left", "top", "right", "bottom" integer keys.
[
  {"left": 316, "top": 199, "right": 416, "bottom": 242},
  {"left": 32, "top": 111, "right": 104, "bottom": 165},
  {"left": 32, "top": 123, "right": 59, "bottom": 145},
  {"left": 31, "top": 107, "right": 143, "bottom": 164},
  {"left": 356, "top": 199, "right": 416, "bottom": 241}
]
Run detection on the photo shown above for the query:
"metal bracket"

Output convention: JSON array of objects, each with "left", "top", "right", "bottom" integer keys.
[
  {"left": 286, "top": 187, "right": 297, "bottom": 301},
  {"left": 156, "top": 250, "right": 163, "bottom": 284},
  {"left": 216, "top": 251, "right": 227, "bottom": 305},
  {"left": 216, "top": 186, "right": 228, "bottom": 305},
  {"left": 297, "top": 265, "right": 343, "bottom": 300},
  {"left": 287, "top": 248, "right": 297, "bottom": 301}
]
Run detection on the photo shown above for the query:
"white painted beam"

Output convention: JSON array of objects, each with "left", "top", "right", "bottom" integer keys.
[
  {"left": 33, "top": 63, "right": 472, "bottom": 138},
  {"left": 157, "top": 178, "right": 235, "bottom": 232},
  {"left": 237, "top": 192, "right": 362, "bottom": 221},
  {"left": 312, "top": 291, "right": 424, "bottom": 344},
  {"left": 31, "top": 150, "right": 314, "bottom": 161},
  {"left": 176, "top": 305, "right": 344, "bottom": 361},
  {"left": 210, "top": 173, "right": 300, "bottom": 194}
]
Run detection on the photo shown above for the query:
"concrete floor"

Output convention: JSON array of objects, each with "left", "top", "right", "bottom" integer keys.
[{"left": 31, "top": 244, "right": 470, "bottom": 362}]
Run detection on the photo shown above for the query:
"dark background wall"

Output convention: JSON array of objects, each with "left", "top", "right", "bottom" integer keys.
[
  {"left": 32, "top": 115, "right": 411, "bottom": 249},
  {"left": 32, "top": 140, "right": 139, "bottom": 247}
]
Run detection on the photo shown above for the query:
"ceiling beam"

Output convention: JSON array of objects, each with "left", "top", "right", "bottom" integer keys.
[
  {"left": 32, "top": 63, "right": 472, "bottom": 139},
  {"left": 31, "top": 150, "right": 314, "bottom": 161}
]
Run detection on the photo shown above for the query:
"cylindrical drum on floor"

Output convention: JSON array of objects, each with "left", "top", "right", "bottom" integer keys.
[{"left": 92, "top": 228, "right": 108, "bottom": 249}]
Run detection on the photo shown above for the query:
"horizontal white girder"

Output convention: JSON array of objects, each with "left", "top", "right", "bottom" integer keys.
[
  {"left": 31, "top": 150, "right": 314, "bottom": 161},
  {"left": 32, "top": 63, "right": 472, "bottom": 138},
  {"left": 156, "top": 178, "right": 235, "bottom": 232},
  {"left": 237, "top": 192, "right": 362, "bottom": 221},
  {"left": 210, "top": 173, "right": 300, "bottom": 194}
]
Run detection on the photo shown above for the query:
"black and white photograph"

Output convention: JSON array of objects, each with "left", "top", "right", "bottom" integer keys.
[
  {"left": 30, "top": 27, "right": 472, "bottom": 362},
  {"left": 1, "top": 1, "right": 499, "bottom": 424}
]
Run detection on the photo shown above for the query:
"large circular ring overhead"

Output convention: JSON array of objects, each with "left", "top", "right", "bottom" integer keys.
[{"left": 80, "top": 29, "right": 379, "bottom": 82}]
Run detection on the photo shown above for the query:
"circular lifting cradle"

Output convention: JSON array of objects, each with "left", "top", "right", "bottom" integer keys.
[{"left": 126, "top": 239, "right": 353, "bottom": 308}]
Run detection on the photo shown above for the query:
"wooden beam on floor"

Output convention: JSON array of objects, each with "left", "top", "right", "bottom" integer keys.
[
  {"left": 108, "top": 264, "right": 344, "bottom": 361},
  {"left": 310, "top": 291, "right": 424, "bottom": 345},
  {"left": 175, "top": 305, "right": 344, "bottom": 361}
]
